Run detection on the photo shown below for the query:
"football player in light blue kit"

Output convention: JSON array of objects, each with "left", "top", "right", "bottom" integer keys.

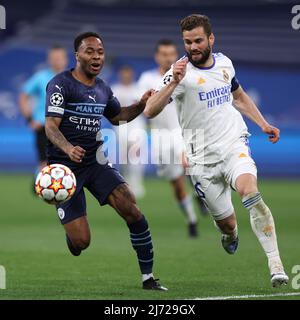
[{"left": 19, "top": 46, "right": 68, "bottom": 171}]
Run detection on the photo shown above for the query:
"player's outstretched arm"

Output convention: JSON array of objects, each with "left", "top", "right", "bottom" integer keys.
[
  {"left": 108, "top": 89, "right": 153, "bottom": 125},
  {"left": 232, "top": 86, "right": 280, "bottom": 143},
  {"left": 144, "top": 57, "right": 188, "bottom": 119},
  {"left": 45, "top": 117, "right": 86, "bottom": 162}
]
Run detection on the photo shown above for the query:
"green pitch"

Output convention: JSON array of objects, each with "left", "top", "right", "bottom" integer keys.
[{"left": 0, "top": 174, "right": 299, "bottom": 300}]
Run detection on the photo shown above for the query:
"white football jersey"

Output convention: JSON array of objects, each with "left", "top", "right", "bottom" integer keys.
[
  {"left": 156, "top": 53, "right": 249, "bottom": 165},
  {"left": 111, "top": 83, "right": 146, "bottom": 130},
  {"left": 138, "top": 69, "right": 181, "bottom": 131}
]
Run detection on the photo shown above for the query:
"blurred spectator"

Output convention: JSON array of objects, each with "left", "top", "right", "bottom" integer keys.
[
  {"left": 19, "top": 46, "right": 68, "bottom": 172},
  {"left": 111, "top": 65, "right": 147, "bottom": 198},
  {"left": 138, "top": 40, "right": 201, "bottom": 237}
]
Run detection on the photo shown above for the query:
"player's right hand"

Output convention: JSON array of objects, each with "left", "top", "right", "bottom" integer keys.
[
  {"left": 172, "top": 57, "right": 188, "bottom": 83},
  {"left": 67, "top": 145, "right": 86, "bottom": 163}
]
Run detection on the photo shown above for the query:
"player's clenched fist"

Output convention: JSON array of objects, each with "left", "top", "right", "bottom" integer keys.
[
  {"left": 262, "top": 124, "right": 280, "bottom": 143},
  {"left": 67, "top": 145, "right": 86, "bottom": 163},
  {"left": 172, "top": 57, "right": 188, "bottom": 83}
]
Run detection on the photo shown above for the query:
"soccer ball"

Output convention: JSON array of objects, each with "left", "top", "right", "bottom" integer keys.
[{"left": 35, "top": 164, "right": 76, "bottom": 205}]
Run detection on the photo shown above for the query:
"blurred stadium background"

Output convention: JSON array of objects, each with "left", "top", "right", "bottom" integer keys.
[
  {"left": 1, "top": 0, "right": 300, "bottom": 175},
  {"left": 0, "top": 0, "right": 299, "bottom": 300}
]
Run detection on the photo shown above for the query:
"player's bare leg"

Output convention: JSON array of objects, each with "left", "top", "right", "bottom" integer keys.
[
  {"left": 108, "top": 183, "right": 167, "bottom": 291},
  {"left": 214, "top": 213, "right": 239, "bottom": 254},
  {"left": 171, "top": 175, "right": 198, "bottom": 237},
  {"left": 64, "top": 216, "right": 91, "bottom": 256},
  {"left": 236, "top": 173, "right": 288, "bottom": 287}
]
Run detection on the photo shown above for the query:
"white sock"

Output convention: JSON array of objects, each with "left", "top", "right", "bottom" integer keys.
[
  {"left": 142, "top": 273, "right": 153, "bottom": 282},
  {"left": 179, "top": 195, "right": 197, "bottom": 224},
  {"left": 242, "top": 192, "right": 284, "bottom": 274}
]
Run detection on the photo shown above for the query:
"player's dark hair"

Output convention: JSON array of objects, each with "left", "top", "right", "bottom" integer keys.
[
  {"left": 180, "top": 14, "right": 212, "bottom": 36},
  {"left": 155, "top": 39, "right": 176, "bottom": 52},
  {"left": 49, "top": 45, "right": 66, "bottom": 51},
  {"left": 74, "top": 32, "right": 103, "bottom": 52}
]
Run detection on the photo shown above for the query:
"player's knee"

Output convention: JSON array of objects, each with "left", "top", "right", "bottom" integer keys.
[
  {"left": 238, "top": 186, "right": 258, "bottom": 198},
  {"left": 73, "top": 235, "right": 90, "bottom": 250}
]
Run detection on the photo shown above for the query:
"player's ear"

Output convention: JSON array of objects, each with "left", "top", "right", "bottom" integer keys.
[
  {"left": 209, "top": 33, "right": 215, "bottom": 47},
  {"left": 75, "top": 51, "right": 79, "bottom": 62}
]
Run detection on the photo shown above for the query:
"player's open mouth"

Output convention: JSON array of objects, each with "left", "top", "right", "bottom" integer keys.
[
  {"left": 192, "top": 52, "right": 202, "bottom": 57},
  {"left": 90, "top": 63, "right": 101, "bottom": 71}
]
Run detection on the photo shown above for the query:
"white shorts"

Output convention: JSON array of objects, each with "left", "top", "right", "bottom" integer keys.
[{"left": 189, "top": 137, "right": 257, "bottom": 221}]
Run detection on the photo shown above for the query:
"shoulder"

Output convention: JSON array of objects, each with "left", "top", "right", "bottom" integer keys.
[
  {"left": 139, "top": 69, "right": 158, "bottom": 82},
  {"left": 96, "top": 78, "right": 113, "bottom": 95},
  {"left": 47, "top": 70, "right": 71, "bottom": 86},
  {"left": 213, "top": 52, "right": 233, "bottom": 67}
]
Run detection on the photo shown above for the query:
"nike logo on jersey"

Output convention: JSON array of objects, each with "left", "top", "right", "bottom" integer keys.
[
  {"left": 55, "top": 85, "right": 63, "bottom": 92},
  {"left": 88, "top": 95, "right": 96, "bottom": 103}
]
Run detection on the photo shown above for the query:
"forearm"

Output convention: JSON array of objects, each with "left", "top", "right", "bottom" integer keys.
[
  {"left": 110, "top": 101, "right": 145, "bottom": 125},
  {"left": 233, "top": 92, "right": 269, "bottom": 129},
  {"left": 45, "top": 123, "right": 73, "bottom": 154},
  {"left": 19, "top": 94, "right": 32, "bottom": 118},
  {"left": 144, "top": 81, "right": 178, "bottom": 118}
]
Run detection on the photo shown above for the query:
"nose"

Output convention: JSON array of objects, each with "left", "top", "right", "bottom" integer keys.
[{"left": 191, "top": 42, "right": 198, "bottom": 51}]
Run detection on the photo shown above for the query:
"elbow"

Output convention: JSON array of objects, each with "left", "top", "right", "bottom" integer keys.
[{"left": 143, "top": 109, "right": 153, "bottom": 119}]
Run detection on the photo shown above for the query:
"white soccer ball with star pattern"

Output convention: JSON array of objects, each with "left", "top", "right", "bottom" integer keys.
[{"left": 35, "top": 164, "right": 76, "bottom": 205}]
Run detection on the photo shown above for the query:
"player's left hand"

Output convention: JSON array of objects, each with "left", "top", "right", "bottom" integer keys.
[
  {"left": 262, "top": 124, "right": 280, "bottom": 143},
  {"left": 138, "top": 89, "right": 155, "bottom": 109},
  {"left": 140, "top": 89, "right": 155, "bottom": 104}
]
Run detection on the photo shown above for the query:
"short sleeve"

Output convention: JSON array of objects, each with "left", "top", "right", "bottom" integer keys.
[
  {"left": 231, "top": 76, "right": 240, "bottom": 92},
  {"left": 103, "top": 88, "right": 121, "bottom": 119},
  {"left": 156, "top": 68, "right": 185, "bottom": 101},
  {"left": 22, "top": 73, "right": 40, "bottom": 95},
  {"left": 45, "top": 78, "right": 67, "bottom": 118}
]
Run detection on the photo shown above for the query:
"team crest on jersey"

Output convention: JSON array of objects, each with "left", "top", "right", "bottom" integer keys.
[
  {"left": 50, "top": 92, "right": 64, "bottom": 106},
  {"left": 163, "top": 74, "right": 173, "bottom": 85},
  {"left": 57, "top": 208, "right": 65, "bottom": 220},
  {"left": 222, "top": 70, "right": 230, "bottom": 83}
]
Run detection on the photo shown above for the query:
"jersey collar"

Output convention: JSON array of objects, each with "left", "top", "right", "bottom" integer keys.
[{"left": 189, "top": 55, "right": 215, "bottom": 70}]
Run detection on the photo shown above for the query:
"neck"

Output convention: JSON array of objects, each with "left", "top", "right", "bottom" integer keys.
[
  {"left": 72, "top": 67, "right": 96, "bottom": 86},
  {"left": 52, "top": 67, "right": 63, "bottom": 74}
]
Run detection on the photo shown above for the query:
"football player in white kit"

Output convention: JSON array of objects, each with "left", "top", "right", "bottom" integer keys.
[
  {"left": 112, "top": 66, "right": 146, "bottom": 198},
  {"left": 144, "top": 14, "right": 288, "bottom": 287},
  {"left": 139, "top": 40, "right": 199, "bottom": 237}
]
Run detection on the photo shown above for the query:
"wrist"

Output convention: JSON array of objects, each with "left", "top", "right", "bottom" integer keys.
[
  {"left": 260, "top": 121, "right": 270, "bottom": 131},
  {"left": 137, "top": 100, "right": 146, "bottom": 111},
  {"left": 65, "top": 144, "right": 73, "bottom": 155}
]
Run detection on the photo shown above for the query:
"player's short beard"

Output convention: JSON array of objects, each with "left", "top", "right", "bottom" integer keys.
[{"left": 187, "top": 44, "right": 211, "bottom": 66}]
